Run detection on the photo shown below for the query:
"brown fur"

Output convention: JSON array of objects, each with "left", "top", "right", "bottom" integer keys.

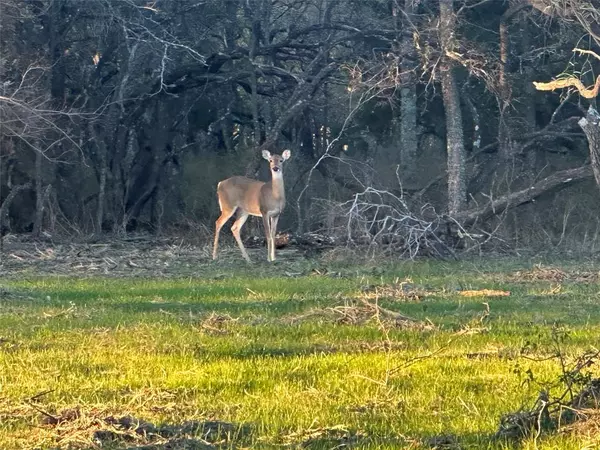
[{"left": 212, "top": 150, "right": 291, "bottom": 262}]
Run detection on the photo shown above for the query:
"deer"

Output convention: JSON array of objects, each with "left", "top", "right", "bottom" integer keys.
[{"left": 213, "top": 149, "right": 291, "bottom": 262}]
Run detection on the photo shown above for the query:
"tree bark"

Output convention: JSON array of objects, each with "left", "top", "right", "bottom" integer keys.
[
  {"left": 0, "top": 182, "right": 32, "bottom": 258},
  {"left": 498, "top": 8, "right": 512, "bottom": 160},
  {"left": 48, "top": 0, "right": 66, "bottom": 102},
  {"left": 498, "top": 2, "right": 530, "bottom": 161},
  {"left": 32, "top": 148, "right": 43, "bottom": 237},
  {"left": 578, "top": 106, "right": 600, "bottom": 189},
  {"left": 249, "top": 1, "right": 262, "bottom": 148},
  {"left": 439, "top": 0, "right": 467, "bottom": 216},
  {"left": 398, "top": 0, "right": 419, "bottom": 181},
  {"left": 96, "top": 141, "right": 107, "bottom": 234}
]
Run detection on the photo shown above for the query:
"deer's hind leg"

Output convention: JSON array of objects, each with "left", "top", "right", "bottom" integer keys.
[
  {"left": 213, "top": 205, "right": 237, "bottom": 260},
  {"left": 231, "top": 211, "right": 251, "bottom": 262}
]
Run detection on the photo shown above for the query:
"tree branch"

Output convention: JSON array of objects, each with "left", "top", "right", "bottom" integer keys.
[{"left": 454, "top": 165, "right": 593, "bottom": 225}]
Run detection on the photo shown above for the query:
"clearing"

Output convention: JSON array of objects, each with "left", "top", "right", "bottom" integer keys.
[{"left": 1, "top": 240, "right": 600, "bottom": 449}]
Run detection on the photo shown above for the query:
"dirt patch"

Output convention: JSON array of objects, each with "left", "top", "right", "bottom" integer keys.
[
  {"left": 0, "top": 235, "right": 313, "bottom": 278},
  {"left": 0, "top": 235, "right": 209, "bottom": 278},
  {"left": 561, "top": 410, "right": 600, "bottom": 439}
]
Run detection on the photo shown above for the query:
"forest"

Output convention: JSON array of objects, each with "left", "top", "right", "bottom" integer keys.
[{"left": 1, "top": 0, "right": 600, "bottom": 256}]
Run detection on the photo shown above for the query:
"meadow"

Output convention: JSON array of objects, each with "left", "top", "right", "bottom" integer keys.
[{"left": 1, "top": 247, "right": 600, "bottom": 449}]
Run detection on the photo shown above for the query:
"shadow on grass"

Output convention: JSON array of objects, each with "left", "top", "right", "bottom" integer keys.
[
  {"left": 264, "top": 430, "right": 499, "bottom": 449},
  {"left": 35, "top": 406, "right": 512, "bottom": 450},
  {"left": 102, "top": 299, "right": 322, "bottom": 318}
]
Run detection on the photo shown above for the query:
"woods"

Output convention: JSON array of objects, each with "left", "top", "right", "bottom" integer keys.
[{"left": 1, "top": 0, "right": 600, "bottom": 253}]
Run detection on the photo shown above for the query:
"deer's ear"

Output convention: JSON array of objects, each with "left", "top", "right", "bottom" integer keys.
[
  {"left": 262, "top": 150, "right": 271, "bottom": 160},
  {"left": 281, "top": 149, "right": 291, "bottom": 161}
]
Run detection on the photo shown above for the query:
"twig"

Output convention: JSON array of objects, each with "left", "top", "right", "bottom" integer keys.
[
  {"left": 29, "top": 389, "right": 55, "bottom": 402},
  {"left": 357, "top": 297, "right": 417, "bottom": 322},
  {"left": 389, "top": 339, "right": 455, "bottom": 375},
  {"left": 25, "top": 400, "right": 59, "bottom": 423},
  {"left": 573, "top": 48, "right": 600, "bottom": 61}
]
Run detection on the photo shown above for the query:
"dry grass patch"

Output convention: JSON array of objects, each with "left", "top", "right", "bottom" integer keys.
[
  {"left": 8, "top": 403, "right": 250, "bottom": 449},
  {"left": 360, "top": 281, "right": 510, "bottom": 302},
  {"left": 275, "top": 424, "right": 368, "bottom": 448},
  {"left": 196, "top": 312, "right": 239, "bottom": 336},
  {"left": 284, "top": 297, "right": 435, "bottom": 331},
  {"left": 510, "top": 264, "right": 600, "bottom": 283}
]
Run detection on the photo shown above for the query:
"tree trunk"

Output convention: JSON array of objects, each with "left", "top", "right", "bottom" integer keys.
[
  {"left": 398, "top": 0, "right": 419, "bottom": 183},
  {"left": 32, "top": 148, "right": 43, "bottom": 237},
  {"left": 517, "top": 14, "right": 538, "bottom": 172},
  {"left": 497, "top": 2, "right": 530, "bottom": 162},
  {"left": 0, "top": 182, "right": 32, "bottom": 258},
  {"left": 96, "top": 141, "right": 107, "bottom": 234},
  {"left": 498, "top": 7, "right": 512, "bottom": 160},
  {"left": 439, "top": 0, "right": 467, "bottom": 215},
  {"left": 579, "top": 106, "right": 600, "bottom": 189},
  {"left": 48, "top": 0, "right": 65, "bottom": 102},
  {"left": 114, "top": 129, "right": 135, "bottom": 233},
  {"left": 244, "top": 1, "right": 264, "bottom": 177},
  {"left": 249, "top": 2, "right": 261, "bottom": 148}
]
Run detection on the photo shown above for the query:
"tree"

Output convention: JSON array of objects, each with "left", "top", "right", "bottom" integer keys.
[
  {"left": 439, "top": 0, "right": 467, "bottom": 215},
  {"left": 531, "top": 1, "right": 600, "bottom": 188}
]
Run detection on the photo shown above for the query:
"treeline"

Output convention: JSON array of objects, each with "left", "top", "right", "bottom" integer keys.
[{"left": 1, "top": 0, "right": 599, "bottom": 252}]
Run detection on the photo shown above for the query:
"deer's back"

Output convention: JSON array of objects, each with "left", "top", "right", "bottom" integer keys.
[{"left": 217, "top": 176, "right": 265, "bottom": 216}]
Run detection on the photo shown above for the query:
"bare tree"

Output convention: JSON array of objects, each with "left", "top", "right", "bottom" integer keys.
[
  {"left": 396, "top": 0, "right": 420, "bottom": 182},
  {"left": 531, "top": 1, "right": 600, "bottom": 189},
  {"left": 439, "top": 0, "right": 467, "bottom": 215}
]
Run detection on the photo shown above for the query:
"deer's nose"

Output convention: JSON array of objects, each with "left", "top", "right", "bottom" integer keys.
[{"left": 272, "top": 166, "right": 280, "bottom": 172}]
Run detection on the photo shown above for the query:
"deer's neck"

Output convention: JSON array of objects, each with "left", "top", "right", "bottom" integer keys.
[{"left": 270, "top": 171, "right": 285, "bottom": 200}]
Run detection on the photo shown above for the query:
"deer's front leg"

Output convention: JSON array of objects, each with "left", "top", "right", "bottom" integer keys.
[
  {"left": 269, "top": 214, "right": 280, "bottom": 261},
  {"left": 262, "top": 215, "right": 272, "bottom": 261}
]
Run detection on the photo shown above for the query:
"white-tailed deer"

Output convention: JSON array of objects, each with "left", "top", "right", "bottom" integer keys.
[{"left": 213, "top": 149, "right": 291, "bottom": 262}]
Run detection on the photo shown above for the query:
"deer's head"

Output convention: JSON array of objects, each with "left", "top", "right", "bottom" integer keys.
[{"left": 262, "top": 150, "right": 291, "bottom": 176}]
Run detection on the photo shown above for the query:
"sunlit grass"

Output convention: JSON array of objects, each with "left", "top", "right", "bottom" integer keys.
[{"left": 1, "top": 258, "right": 599, "bottom": 448}]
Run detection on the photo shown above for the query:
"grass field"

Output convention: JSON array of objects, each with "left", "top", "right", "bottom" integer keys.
[{"left": 1, "top": 252, "right": 600, "bottom": 449}]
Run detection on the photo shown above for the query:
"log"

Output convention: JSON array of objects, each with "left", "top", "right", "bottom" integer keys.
[
  {"left": 245, "top": 232, "right": 340, "bottom": 249},
  {"left": 454, "top": 165, "right": 593, "bottom": 226}
]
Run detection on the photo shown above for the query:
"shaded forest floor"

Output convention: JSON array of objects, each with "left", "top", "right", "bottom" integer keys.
[
  {"left": 1, "top": 242, "right": 600, "bottom": 449},
  {"left": 0, "top": 234, "right": 317, "bottom": 278}
]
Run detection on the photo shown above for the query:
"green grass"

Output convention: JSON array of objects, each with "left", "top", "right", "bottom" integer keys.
[{"left": 1, "top": 257, "right": 600, "bottom": 449}]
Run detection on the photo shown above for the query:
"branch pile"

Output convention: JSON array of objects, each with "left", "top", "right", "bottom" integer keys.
[
  {"left": 321, "top": 187, "right": 459, "bottom": 259},
  {"left": 496, "top": 349, "right": 600, "bottom": 441}
]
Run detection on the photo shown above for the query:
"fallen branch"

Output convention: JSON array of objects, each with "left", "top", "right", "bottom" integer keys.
[
  {"left": 454, "top": 165, "right": 593, "bottom": 226},
  {"left": 357, "top": 296, "right": 418, "bottom": 323},
  {"left": 496, "top": 348, "right": 600, "bottom": 441}
]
